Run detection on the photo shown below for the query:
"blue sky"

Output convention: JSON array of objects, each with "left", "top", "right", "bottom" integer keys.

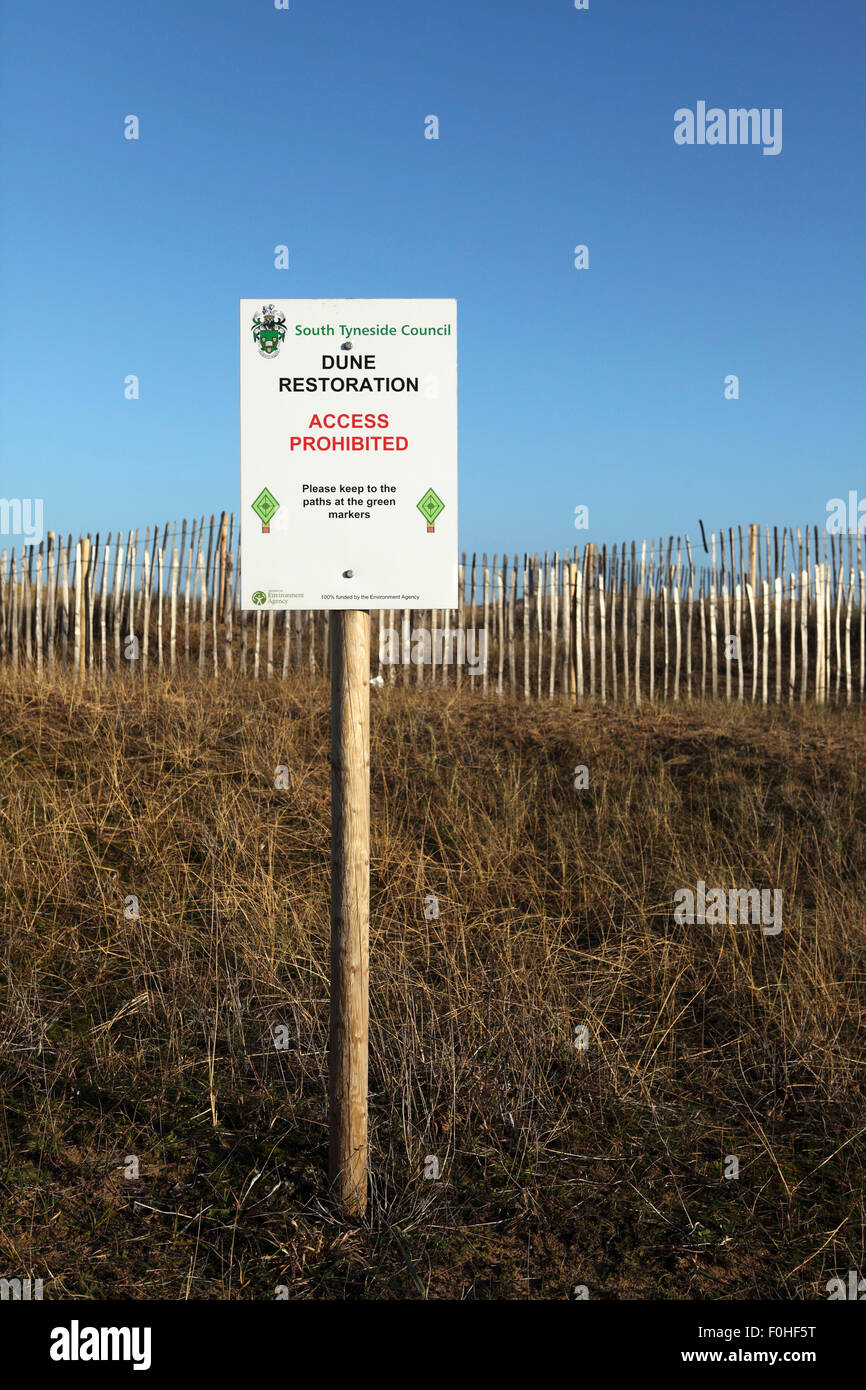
[{"left": 1, "top": 0, "right": 863, "bottom": 560}]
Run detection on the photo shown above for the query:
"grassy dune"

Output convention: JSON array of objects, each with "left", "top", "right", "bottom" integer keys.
[{"left": 1, "top": 672, "right": 864, "bottom": 1299}]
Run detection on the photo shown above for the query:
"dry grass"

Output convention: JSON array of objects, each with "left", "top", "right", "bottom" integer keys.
[{"left": 0, "top": 670, "right": 864, "bottom": 1299}]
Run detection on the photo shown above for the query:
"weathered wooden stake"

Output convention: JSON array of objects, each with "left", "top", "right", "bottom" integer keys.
[{"left": 328, "top": 609, "right": 370, "bottom": 1219}]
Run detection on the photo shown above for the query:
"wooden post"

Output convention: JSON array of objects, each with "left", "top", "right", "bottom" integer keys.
[
  {"left": 23, "top": 549, "right": 32, "bottom": 670},
  {"left": 587, "top": 545, "right": 596, "bottom": 699},
  {"left": 507, "top": 556, "right": 517, "bottom": 694},
  {"left": 170, "top": 541, "right": 179, "bottom": 675},
  {"left": 469, "top": 553, "right": 477, "bottom": 637},
  {"left": 213, "top": 539, "right": 223, "bottom": 677},
  {"left": 142, "top": 547, "right": 151, "bottom": 674},
  {"left": 241, "top": 555, "right": 250, "bottom": 677},
  {"left": 561, "top": 555, "right": 571, "bottom": 699},
  {"left": 534, "top": 553, "right": 542, "bottom": 699},
  {"left": 401, "top": 609, "right": 410, "bottom": 688},
  {"left": 218, "top": 511, "right": 228, "bottom": 615},
  {"left": 0, "top": 551, "right": 6, "bottom": 664},
  {"left": 635, "top": 540, "right": 645, "bottom": 705},
  {"left": 197, "top": 545, "right": 207, "bottom": 673},
  {"left": 859, "top": 532, "right": 864, "bottom": 704},
  {"left": 496, "top": 556, "right": 505, "bottom": 697},
  {"left": 845, "top": 572, "right": 853, "bottom": 706},
  {"left": 522, "top": 553, "right": 530, "bottom": 702},
  {"left": 599, "top": 564, "right": 607, "bottom": 704},
  {"left": 800, "top": 565, "right": 809, "bottom": 703},
  {"left": 795, "top": 567, "right": 800, "bottom": 700},
  {"left": 184, "top": 521, "right": 197, "bottom": 667},
  {"left": 480, "top": 553, "right": 489, "bottom": 700},
  {"left": 709, "top": 535, "right": 718, "bottom": 700},
  {"left": 722, "top": 582, "right": 731, "bottom": 702},
  {"left": 226, "top": 515, "right": 235, "bottom": 672},
  {"left": 267, "top": 609, "right": 275, "bottom": 679},
  {"left": 204, "top": 514, "right": 215, "bottom": 610},
  {"left": 835, "top": 540, "right": 844, "bottom": 702},
  {"left": 44, "top": 533, "right": 55, "bottom": 670},
  {"left": 72, "top": 538, "right": 80, "bottom": 673},
  {"left": 282, "top": 608, "right": 291, "bottom": 680},
  {"left": 746, "top": 581, "right": 758, "bottom": 701},
  {"left": 76, "top": 538, "right": 91, "bottom": 677},
  {"left": 329, "top": 609, "right": 370, "bottom": 1219},
  {"left": 699, "top": 585, "right": 706, "bottom": 697},
  {"left": 814, "top": 562, "right": 824, "bottom": 704},
  {"left": 761, "top": 578, "right": 770, "bottom": 705},
  {"left": 735, "top": 583, "right": 744, "bottom": 702},
  {"left": 35, "top": 551, "right": 43, "bottom": 675},
  {"left": 548, "top": 551, "right": 558, "bottom": 700},
  {"left": 157, "top": 543, "right": 164, "bottom": 672},
  {"left": 112, "top": 535, "right": 124, "bottom": 670},
  {"left": 10, "top": 552, "right": 19, "bottom": 672},
  {"left": 623, "top": 543, "right": 631, "bottom": 701},
  {"left": 649, "top": 542, "right": 657, "bottom": 703},
  {"left": 664, "top": 548, "right": 673, "bottom": 699},
  {"left": 224, "top": 544, "right": 235, "bottom": 675},
  {"left": 137, "top": 528, "right": 149, "bottom": 631},
  {"left": 827, "top": 553, "right": 834, "bottom": 700},
  {"left": 673, "top": 583, "right": 681, "bottom": 700},
  {"left": 774, "top": 575, "right": 783, "bottom": 704},
  {"left": 99, "top": 534, "right": 111, "bottom": 676},
  {"left": 439, "top": 600, "right": 447, "bottom": 686},
  {"left": 458, "top": 554, "right": 466, "bottom": 693},
  {"left": 685, "top": 538, "right": 694, "bottom": 701},
  {"left": 85, "top": 535, "right": 96, "bottom": 671},
  {"left": 127, "top": 531, "right": 138, "bottom": 673},
  {"left": 575, "top": 556, "right": 584, "bottom": 700}
]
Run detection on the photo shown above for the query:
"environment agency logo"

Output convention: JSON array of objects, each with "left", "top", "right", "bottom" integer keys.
[
  {"left": 252, "top": 304, "right": 287, "bottom": 357},
  {"left": 251, "top": 590, "right": 266, "bottom": 605}
]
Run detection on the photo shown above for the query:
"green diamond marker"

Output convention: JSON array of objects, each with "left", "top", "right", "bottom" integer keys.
[
  {"left": 417, "top": 488, "right": 444, "bottom": 532},
  {"left": 252, "top": 486, "right": 279, "bottom": 533}
]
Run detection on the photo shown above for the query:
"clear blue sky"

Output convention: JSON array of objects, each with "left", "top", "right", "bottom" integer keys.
[{"left": 1, "top": 0, "right": 863, "bottom": 560}]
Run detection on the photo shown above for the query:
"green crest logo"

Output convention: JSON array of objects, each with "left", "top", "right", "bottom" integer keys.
[
  {"left": 251, "top": 590, "right": 267, "bottom": 605},
  {"left": 252, "top": 304, "right": 287, "bottom": 358}
]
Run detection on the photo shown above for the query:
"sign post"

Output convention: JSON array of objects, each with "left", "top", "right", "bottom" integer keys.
[
  {"left": 328, "top": 609, "right": 370, "bottom": 1215},
  {"left": 240, "top": 298, "right": 456, "bottom": 1216}
]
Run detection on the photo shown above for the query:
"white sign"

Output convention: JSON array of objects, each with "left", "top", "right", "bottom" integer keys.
[{"left": 240, "top": 298, "right": 457, "bottom": 610}]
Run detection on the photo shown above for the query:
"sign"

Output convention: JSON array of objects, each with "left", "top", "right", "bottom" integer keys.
[{"left": 240, "top": 298, "right": 457, "bottom": 610}]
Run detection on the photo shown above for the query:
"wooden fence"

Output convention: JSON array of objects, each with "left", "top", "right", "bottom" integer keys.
[{"left": 1, "top": 516, "right": 864, "bottom": 705}]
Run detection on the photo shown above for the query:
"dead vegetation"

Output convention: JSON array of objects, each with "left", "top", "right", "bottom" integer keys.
[{"left": 0, "top": 670, "right": 864, "bottom": 1298}]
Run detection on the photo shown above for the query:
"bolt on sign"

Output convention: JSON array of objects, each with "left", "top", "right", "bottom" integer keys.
[{"left": 240, "top": 299, "right": 457, "bottom": 610}]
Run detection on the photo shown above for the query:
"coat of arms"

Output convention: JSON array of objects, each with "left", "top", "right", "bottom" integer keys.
[{"left": 252, "top": 304, "right": 287, "bottom": 357}]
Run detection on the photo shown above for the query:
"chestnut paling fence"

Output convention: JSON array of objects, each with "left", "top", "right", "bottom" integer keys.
[{"left": 1, "top": 515, "right": 865, "bottom": 705}]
